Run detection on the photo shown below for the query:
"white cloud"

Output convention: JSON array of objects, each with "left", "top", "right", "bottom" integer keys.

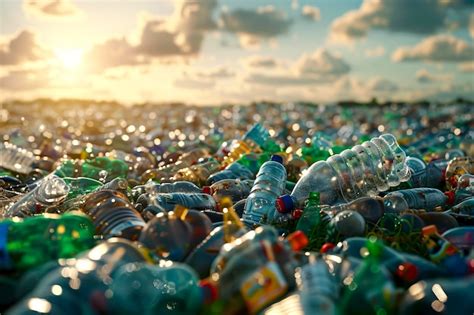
[
  {"left": 416, "top": 68, "right": 452, "bottom": 83},
  {"left": 242, "top": 56, "right": 281, "bottom": 68},
  {"left": 330, "top": 0, "right": 471, "bottom": 43},
  {"left": 0, "top": 69, "right": 51, "bottom": 90},
  {"left": 301, "top": 5, "right": 320, "bottom": 21},
  {"left": 364, "top": 45, "right": 385, "bottom": 57},
  {"left": 23, "top": 0, "right": 83, "bottom": 19},
  {"left": 392, "top": 35, "right": 474, "bottom": 62},
  {"left": 0, "top": 30, "right": 51, "bottom": 66},
  {"left": 295, "top": 49, "right": 351, "bottom": 76}
]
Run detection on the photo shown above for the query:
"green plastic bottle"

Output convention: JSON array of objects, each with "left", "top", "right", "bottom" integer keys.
[
  {"left": 63, "top": 177, "right": 103, "bottom": 199},
  {"left": 55, "top": 157, "right": 128, "bottom": 180},
  {"left": 0, "top": 212, "right": 95, "bottom": 271},
  {"left": 296, "top": 192, "right": 322, "bottom": 237},
  {"left": 339, "top": 237, "right": 396, "bottom": 315}
]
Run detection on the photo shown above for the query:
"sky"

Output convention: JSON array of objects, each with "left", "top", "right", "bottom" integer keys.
[{"left": 0, "top": 0, "right": 473, "bottom": 105}]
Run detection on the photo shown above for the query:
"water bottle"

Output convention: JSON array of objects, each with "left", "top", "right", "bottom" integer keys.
[
  {"left": 0, "top": 142, "right": 35, "bottom": 175},
  {"left": 81, "top": 190, "right": 145, "bottom": 240},
  {"left": 4, "top": 175, "right": 70, "bottom": 218},
  {"left": 207, "top": 162, "right": 254, "bottom": 184},
  {"left": 136, "top": 192, "right": 217, "bottom": 212},
  {"left": 107, "top": 262, "right": 208, "bottom": 315},
  {"left": 202, "top": 179, "right": 254, "bottom": 203},
  {"left": 0, "top": 212, "right": 94, "bottom": 271},
  {"left": 243, "top": 155, "right": 287, "bottom": 224},
  {"left": 7, "top": 238, "right": 149, "bottom": 315},
  {"left": 407, "top": 159, "right": 446, "bottom": 189},
  {"left": 295, "top": 255, "right": 338, "bottom": 315},
  {"left": 132, "top": 181, "right": 202, "bottom": 199},
  {"left": 171, "top": 158, "right": 221, "bottom": 185},
  {"left": 277, "top": 134, "right": 410, "bottom": 212},
  {"left": 383, "top": 188, "right": 448, "bottom": 212}
]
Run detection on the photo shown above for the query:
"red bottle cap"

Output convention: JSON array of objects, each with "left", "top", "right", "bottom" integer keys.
[
  {"left": 396, "top": 262, "right": 419, "bottom": 282},
  {"left": 444, "top": 191, "right": 455, "bottom": 205},
  {"left": 292, "top": 209, "right": 303, "bottom": 219},
  {"left": 320, "top": 242, "right": 335, "bottom": 253},
  {"left": 286, "top": 230, "right": 308, "bottom": 251},
  {"left": 199, "top": 279, "right": 218, "bottom": 304},
  {"left": 202, "top": 186, "right": 213, "bottom": 195}
]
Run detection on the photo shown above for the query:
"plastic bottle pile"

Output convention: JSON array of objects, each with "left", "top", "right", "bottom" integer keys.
[{"left": 0, "top": 99, "right": 473, "bottom": 314}]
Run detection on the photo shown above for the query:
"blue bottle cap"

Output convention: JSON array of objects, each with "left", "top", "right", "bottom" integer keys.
[
  {"left": 276, "top": 194, "right": 294, "bottom": 213},
  {"left": 270, "top": 155, "right": 283, "bottom": 164}
]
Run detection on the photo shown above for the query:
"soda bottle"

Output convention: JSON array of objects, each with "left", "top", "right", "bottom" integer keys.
[
  {"left": 243, "top": 155, "right": 287, "bottom": 225},
  {"left": 277, "top": 134, "right": 410, "bottom": 211},
  {"left": 4, "top": 175, "right": 70, "bottom": 218},
  {"left": 0, "top": 212, "right": 95, "bottom": 271}
]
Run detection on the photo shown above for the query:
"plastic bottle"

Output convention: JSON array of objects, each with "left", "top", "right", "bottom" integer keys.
[
  {"left": 0, "top": 212, "right": 95, "bottom": 271},
  {"left": 322, "top": 196, "right": 385, "bottom": 224},
  {"left": 132, "top": 181, "right": 202, "bottom": 199},
  {"left": 0, "top": 142, "right": 35, "bottom": 175},
  {"left": 139, "top": 206, "right": 212, "bottom": 261},
  {"left": 400, "top": 278, "right": 474, "bottom": 314},
  {"left": 243, "top": 155, "right": 287, "bottom": 224},
  {"left": 55, "top": 156, "right": 129, "bottom": 181},
  {"left": 210, "top": 226, "right": 307, "bottom": 314},
  {"left": 339, "top": 237, "right": 396, "bottom": 315},
  {"left": 6, "top": 238, "right": 149, "bottom": 315},
  {"left": 286, "top": 156, "right": 308, "bottom": 183},
  {"left": 407, "top": 159, "right": 446, "bottom": 189},
  {"left": 445, "top": 156, "right": 474, "bottom": 190},
  {"left": 171, "top": 158, "right": 221, "bottom": 185},
  {"left": 445, "top": 173, "right": 474, "bottom": 206},
  {"left": 63, "top": 177, "right": 103, "bottom": 199},
  {"left": 107, "top": 262, "right": 209, "bottom": 315},
  {"left": 4, "top": 175, "right": 70, "bottom": 218},
  {"left": 81, "top": 190, "right": 145, "bottom": 240},
  {"left": 136, "top": 192, "right": 217, "bottom": 212},
  {"left": 383, "top": 188, "right": 448, "bottom": 212},
  {"left": 295, "top": 255, "right": 338, "bottom": 315},
  {"left": 207, "top": 162, "right": 254, "bottom": 184},
  {"left": 202, "top": 179, "right": 254, "bottom": 203},
  {"left": 277, "top": 134, "right": 410, "bottom": 211}
]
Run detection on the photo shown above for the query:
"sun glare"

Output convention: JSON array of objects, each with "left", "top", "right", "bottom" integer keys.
[{"left": 54, "top": 48, "right": 83, "bottom": 70}]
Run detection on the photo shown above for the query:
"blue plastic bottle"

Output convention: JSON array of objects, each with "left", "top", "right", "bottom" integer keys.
[{"left": 242, "top": 155, "right": 287, "bottom": 224}]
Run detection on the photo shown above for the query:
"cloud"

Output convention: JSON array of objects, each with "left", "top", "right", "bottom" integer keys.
[
  {"left": 194, "top": 67, "right": 235, "bottom": 78},
  {"left": 244, "top": 49, "right": 350, "bottom": 86},
  {"left": 459, "top": 62, "right": 474, "bottom": 72},
  {"left": 0, "top": 30, "right": 51, "bottom": 65},
  {"left": 367, "top": 77, "right": 398, "bottom": 92},
  {"left": 330, "top": 0, "right": 471, "bottom": 43},
  {"left": 220, "top": 6, "right": 292, "bottom": 47},
  {"left": 301, "top": 5, "right": 320, "bottom": 21},
  {"left": 23, "top": 0, "right": 83, "bottom": 19},
  {"left": 295, "top": 49, "right": 350, "bottom": 76},
  {"left": 364, "top": 45, "right": 385, "bottom": 57},
  {"left": 242, "top": 56, "right": 280, "bottom": 68},
  {"left": 392, "top": 35, "right": 474, "bottom": 62},
  {"left": 173, "top": 66, "right": 234, "bottom": 89},
  {"left": 0, "top": 69, "right": 50, "bottom": 90},
  {"left": 174, "top": 77, "right": 215, "bottom": 89},
  {"left": 416, "top": 68, "right": 452, "bottom": 83}
]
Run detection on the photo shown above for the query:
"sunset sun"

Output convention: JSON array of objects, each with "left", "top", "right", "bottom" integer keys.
[{"left": 54, "top": 48, "right": 83, "bottom": 70}]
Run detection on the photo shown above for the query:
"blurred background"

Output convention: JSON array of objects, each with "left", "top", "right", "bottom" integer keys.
[{"left": 0, "top": 0, "right": 473, "bottom": 105}]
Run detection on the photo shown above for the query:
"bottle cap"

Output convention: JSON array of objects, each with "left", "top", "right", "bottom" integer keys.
[
  {"left": 292, "top": 209, "right": 303, "bottom": 219},
  {"left": 275, "top": 194, "right": 294, "bottom": 213},
  {"left": 396, "top": 262, "right": 419, "bottom": 282},
  {"left": 444, "top": 191, "right": 455, "bottom": 205},
  {"left": 320, "top": 242, "right": 335, "bottom": 253},
  {"left": 199, "top": 279, "right": 218, "bottom": 304},
  {"left": 270, "top": 155, "right": 283, "bottom": 164},
  {"left": 202, "top": 186, "right": 213, "bottom": 195},
  {"left": 286, "top": 230, "right": 308, "bottom": 251},
  {"left": 422, "top": 225, "right": 438, "bottom": 236}
]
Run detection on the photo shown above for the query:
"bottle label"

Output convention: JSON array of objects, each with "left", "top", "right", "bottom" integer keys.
[
  {"left": 0, "top": 223, "right": 12, "bottom": 269},
  {"left": 240, "top": 261, "right": 288, "bottom": 314}
]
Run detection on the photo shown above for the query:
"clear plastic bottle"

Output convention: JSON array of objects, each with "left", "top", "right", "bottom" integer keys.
[
  {"left": 277, "top": 134, "right": 410, "bottom": 211},
  {"left": 0, "top": 142, "right": 35, "bottom": 175},
  {"left": 207, "top": 162, "right": 254, "bottom": 184},
  {"left": 243, "top": 155, "right": 287, "bottom": 224},
  {"left": 383, "top": 188, "right": 448, "bottom": 212},
  {"left": 445, "top": 156, "right": 474, "bottom": 190},
  {"left": 202, "top": 179, "right": 254, "bottom": 203},
  {"left": 4, "top": 175, "right": 70, "bottom": 218},
  {"left": 136, "top": 192, "right": 217, "bottom": 212},
  {"left": 407, "top": 159, "right": 446, "bottom": 189},
  {"left": 295, "top": 255, "right": 338, "bottom": 315},
  {"left": 132, "top": 181, "right": 202, "bottom": 198}
]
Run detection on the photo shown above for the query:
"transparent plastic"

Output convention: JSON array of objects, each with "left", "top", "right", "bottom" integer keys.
[{"left": 290, "top": 134, "right": 410, "bottom": 206}]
